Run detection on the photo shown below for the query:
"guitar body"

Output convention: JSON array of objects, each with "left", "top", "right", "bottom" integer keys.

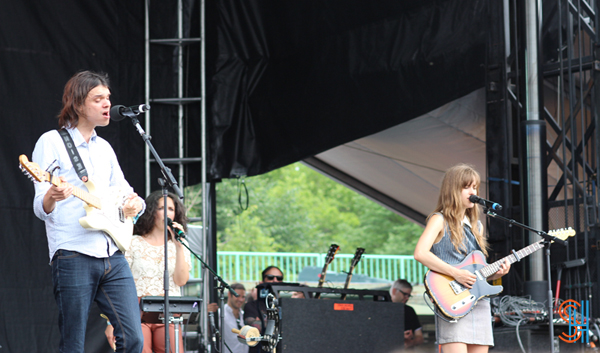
[
  {"left": 19, "top": 155, "right": 135, "bottom": 253},
  {"left": 78, "top": 180, "right": 134, "bottom": 252},
  {"left": 425, "top": 250, "right": 503, "bottom": 320}
]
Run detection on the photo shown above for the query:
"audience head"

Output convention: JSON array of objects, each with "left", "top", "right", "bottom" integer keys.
[
  {"left": 261, "top": 266, "right": 284, "bottom": 283},
  {"left": 291, "top": 291, "right": 305, "bottom": 299},
  {"left": 390, "top": 279, "right": 413, "bottom": 304},
  {"left": 228, "top": 283, "right": 246, "bottom": 310},
  {"left": 291, "top": 284, "right": 311, "bottom": 299}
]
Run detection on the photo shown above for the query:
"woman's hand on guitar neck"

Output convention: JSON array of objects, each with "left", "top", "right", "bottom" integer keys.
[
  {"left": 452, "top": 268, "right": 477, "bottom": 289},
  {"left": 489, "top": 259, "right": 511, "bottom": 281}
]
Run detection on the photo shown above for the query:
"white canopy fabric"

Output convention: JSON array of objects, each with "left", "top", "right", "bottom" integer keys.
[{"left": 304, "top": 88, "right": 487, "bottom": 226}]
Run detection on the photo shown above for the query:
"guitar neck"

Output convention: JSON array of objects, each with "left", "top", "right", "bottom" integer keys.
[
  {"left": 480, "top": 240, "right": 545, "bottom": 279},
  {"left": 49, "top": 174, "right": 101, "bottom": 209},
  {"left": 317, "top": 266, "right": 329, "bottom": 288},
  {"left": 343, "top": 249, "right": 363, "bottom": 291},
  {"left": 343, "top": 266, "right": 356, "bottom": 290}
]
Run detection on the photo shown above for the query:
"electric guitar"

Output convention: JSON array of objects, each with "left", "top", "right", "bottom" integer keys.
[
  {"left": 314, "top": 243, "right": 340, "bottom": 299},
  {"left": 340, "top": 247, "right": 365, "bottom": 300},
  {"left": 19, "top": 154, "right": 134, "bottom": 252},
  {"left": 425, "top": 228, "right": 575, "bottom": 320}
]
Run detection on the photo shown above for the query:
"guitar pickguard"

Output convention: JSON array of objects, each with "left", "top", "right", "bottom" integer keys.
[{"left": 79, "top": 186, "right": 133, "bottom": 252}]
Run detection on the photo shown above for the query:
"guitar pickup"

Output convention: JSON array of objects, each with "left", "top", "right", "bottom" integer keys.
[
  {"left": 451, "top": 295, "right": 476, "bottom": 311},
  {"left": 449, "top": 280, "right": 468, "bottom": 295}
]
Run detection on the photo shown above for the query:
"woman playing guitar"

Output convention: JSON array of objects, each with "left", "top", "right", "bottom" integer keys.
[{"left": 413, "top": 163, "right": 510, "bottom": 353}]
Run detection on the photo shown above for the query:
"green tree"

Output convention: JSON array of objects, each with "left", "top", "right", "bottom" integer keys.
[{"left": 185, "top": 162, "right": 423, "bottom": 255}]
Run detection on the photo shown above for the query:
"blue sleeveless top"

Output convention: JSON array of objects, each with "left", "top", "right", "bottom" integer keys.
[{"left": 430, "top": 212, "right": 483, "bottom": 265}]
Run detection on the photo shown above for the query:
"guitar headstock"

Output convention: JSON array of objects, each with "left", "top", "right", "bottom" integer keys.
[
  {"left": 351, "top": 247, "right": 365, "bottom": 266},
  {"left": 324, "top": 243, "right": 340, "bottom": 265},
  {"left": 548, "top": 227, "right": 576, "bottom": 241},
  {"left": 19, "top": 155, "right": 51, "bottom": 184}
]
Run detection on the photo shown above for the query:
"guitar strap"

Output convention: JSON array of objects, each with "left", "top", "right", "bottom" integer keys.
[
  {"left": 57, "top": 129, "right": 89, "bottom": 182},
  {"left": 424, "top": 292, "right": 458, "bottom": 323}
]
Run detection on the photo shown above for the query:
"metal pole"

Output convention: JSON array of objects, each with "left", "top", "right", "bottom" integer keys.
[
  {"left": 200, "top": 0, "right": 209, "bottom": 350},
  {"left": 524, "top": 1, "right": 552, "bottom": 350},
  {"left": 177, "top": 0, "right": 185, "bottom": 189},
  {"left": 144, "top": 0, "right": 151, "bottom": 196},
  {"left": 524, "top": 0, "right": 545, "bottom": 281}
]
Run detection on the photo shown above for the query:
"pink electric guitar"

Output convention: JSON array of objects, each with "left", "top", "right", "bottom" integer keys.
[{"left": 425, "top": 228, "right": 575, "bottom": 320}]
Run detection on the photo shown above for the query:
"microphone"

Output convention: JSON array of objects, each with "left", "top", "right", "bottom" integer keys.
[
  {"left": 167, "top": 218, "right": 186, "bottom": 239},
  {"left": 469, "top": 195, "right": 503, "bottom": 211},
  {"left": 110, "top": 104, "right": 150, "bottom": 121}
]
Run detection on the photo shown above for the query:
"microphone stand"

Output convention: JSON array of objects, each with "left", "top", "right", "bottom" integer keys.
[
  {"left": 483, "top": 208, "right": 567, "bottom": 353},
  {"left": 124, "top": 110, "right": 184, "bottom": 353},
  {"left": 174, "top": 235, "right": 239, "bottom": 353}
]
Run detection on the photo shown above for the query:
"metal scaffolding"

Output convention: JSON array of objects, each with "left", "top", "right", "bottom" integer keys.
[
  {"left": 487, "top": 0, "right": 600, "bottom": 317},
  {"left": 144, "top": 0, "right": 209, "bottom": 350}
]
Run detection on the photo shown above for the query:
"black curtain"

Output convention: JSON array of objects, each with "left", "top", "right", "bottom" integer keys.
[{"left": 208, "top": 0, "right": 488, "bottom": 179}]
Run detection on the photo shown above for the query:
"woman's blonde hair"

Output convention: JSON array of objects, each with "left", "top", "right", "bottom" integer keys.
[{"left": 432, "top": 163, "right": 488, "bottom": 256}]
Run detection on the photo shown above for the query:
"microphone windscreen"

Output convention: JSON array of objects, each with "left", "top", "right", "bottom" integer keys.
[{"left": 110, "top": 105, "right": 126, "bottom": 121}]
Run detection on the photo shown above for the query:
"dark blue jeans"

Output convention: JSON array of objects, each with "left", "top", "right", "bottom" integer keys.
[{"left": 51, "top": 250, "right": 143, "bottom": 353}]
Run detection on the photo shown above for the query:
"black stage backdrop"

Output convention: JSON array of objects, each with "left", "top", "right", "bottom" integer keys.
[
  {"left": 209, "top": 0, "right": 487, "bottom": 179},
  {"left": 1, "top": 0, "right": 487, "bottom": 351}
]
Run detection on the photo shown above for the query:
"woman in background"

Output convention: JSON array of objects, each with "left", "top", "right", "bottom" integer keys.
[{"left": 105, "top": 190, "right": 191, "bottom": 353}]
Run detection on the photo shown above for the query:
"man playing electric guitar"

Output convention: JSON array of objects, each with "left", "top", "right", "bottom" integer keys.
[{"left": 31, "top": 71, "right": 145, "bottom": 353}]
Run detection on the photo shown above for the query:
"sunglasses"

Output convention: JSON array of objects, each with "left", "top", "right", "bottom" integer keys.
[
  {"left": 264, "top": 274, "right": 284, "bottom": 281},
  {"left": 398, "top": 289, "right": 412, "bottom": 298}
]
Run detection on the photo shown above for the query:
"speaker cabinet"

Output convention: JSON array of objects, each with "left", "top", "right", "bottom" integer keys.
[{"left": 279, "top": 299, "right": 404, "bottom": 353}]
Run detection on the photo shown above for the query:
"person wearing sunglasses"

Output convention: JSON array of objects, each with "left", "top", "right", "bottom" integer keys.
[
  {"left": 243, "top": 266, "right": 284, "bottom": 353},
  {"left": 390, "top": 279, "right": 423, "bottom": 349}
]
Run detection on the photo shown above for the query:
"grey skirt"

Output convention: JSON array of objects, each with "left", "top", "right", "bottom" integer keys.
[{"left": 435, "top": 299, "right": 493, "bottom": 346}]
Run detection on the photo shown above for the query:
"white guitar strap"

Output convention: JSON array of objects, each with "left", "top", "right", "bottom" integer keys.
[{"left": 57, "top": 129, "right": 89, "bottom": 182}]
